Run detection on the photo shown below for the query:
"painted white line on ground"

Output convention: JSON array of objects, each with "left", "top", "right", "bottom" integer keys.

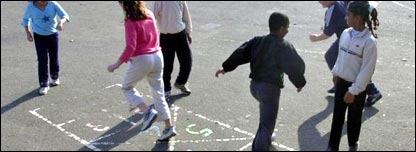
[
  {"left": 238, "top": 142, "right": 252, "bottom": 151},
  {"left": 173, "top": 137, "right": 249, "bottom": 144},
  {"left": 169, "top": 104, "right": 181, "bottom": 151},
  {"left": 29, "top": 108, "right": 102, "bottom": 151},
  {"left": 272, "top": 141, "right": 295, "bottom": 151},
  {"left": 392, "top": 1, "right": 415, "bottom": 11},
  {"left": 105, "top": 84, "right": 122, "bottom": 89},
  {"left": 176, "top": 105, "right": 295, "bottom": 151}
]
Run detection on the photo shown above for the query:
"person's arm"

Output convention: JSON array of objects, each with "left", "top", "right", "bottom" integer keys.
[
  {"left": 107, "top": 59, "right": 123, "bottom": 72},
  {"left": 309, "top": 33, "right": 330, "bottom": 42},
  {"left": 279, "top": 43, "right": 307, "bottom": 90},
  {"left": 216, "top": 38, "right": 256, "bottom": 77},
  {"left": 21, "top": 3, "right": 33, "bottom": 42},
  {"left": 24, "top": 26, "right": 33, "bottom": 42},
  {"left": 345, "top": 40, "right": 377, "bottom": 103},
  {"left": 108, "top": 21, "right": 137, "bottom": 72},
  {"left": 57, "top": 17, "right": 68, "bottom": 31},
  {"left": 153, "top": 1, "right": 161, "bottom": 24},
  {"left": 182, "top": 1, "right": 192, "bottom": 44},
  {"left": 119, "top": 21, "right": 137, "bottom": 63},
  {"left": 54, "top": 2, "right": 70, "bottom": 31}
]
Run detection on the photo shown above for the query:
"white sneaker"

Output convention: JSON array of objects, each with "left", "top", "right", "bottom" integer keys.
[
  {"left": 50, "top": 78, "right": 60, "bottom": 86},
  {"left": 141, "top": 108, "right": 158, "bottom": 131},
  {"left": 39, "top": 87, "right": 50, "bottom": 95},
  {"left": 158, "top": 126, "right": 177, "bottom": 141}
]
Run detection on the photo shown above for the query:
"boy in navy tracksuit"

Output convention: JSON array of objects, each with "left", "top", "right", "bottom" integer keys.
[{"left": 216, "top": 12, "right": 306, "bottom": 151}]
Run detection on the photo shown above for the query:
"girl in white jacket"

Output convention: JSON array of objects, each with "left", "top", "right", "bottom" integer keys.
[{"left": 327, "top": 1, "right": 380, "bottom": 151}]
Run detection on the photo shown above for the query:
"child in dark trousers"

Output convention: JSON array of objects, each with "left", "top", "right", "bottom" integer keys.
[
  {"left": 21, "top": 1, "right": 69, "bottom": 95},
  {"left": 215, "top": 12, "right": 306, "bottom": 151},
  {"left": 327, "top": 1, "right": 380, "bottom": 151}
]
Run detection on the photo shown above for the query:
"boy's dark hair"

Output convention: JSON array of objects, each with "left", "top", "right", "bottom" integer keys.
[
  {"left": 348, "top": 1, "right": 380, "bottom": 38},
  {"left": 269, "top": 12, "right": 289, "bottom": 33}
]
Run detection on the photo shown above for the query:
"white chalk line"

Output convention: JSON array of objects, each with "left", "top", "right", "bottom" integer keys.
[
  {"left": 30, "top": 83, "right": 296, "bottom": 151},
  {"left": 172, "top": 104, "right": 296, "bottom": 151},
  {"left": 29, "top": 108, "right": 101, "bottom": 151},
  {"left": 392, "top": 1, "right": 415, "bottom": 11},
  {"left": 29, "top": 107, "right": 162, "bottom": 151}
]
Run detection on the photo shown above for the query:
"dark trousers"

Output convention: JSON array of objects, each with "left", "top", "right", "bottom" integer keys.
[
  {"left": 328, "top": 78, "right": 366, "bottom": 150},
  {"left": 325, "top": 39, "right": 339, "bottom": 71},
  {"left": 160, "top": 30, "right": 192, "bottom": 92},
  {"left": 33, "top": 32, "right": 59, "bottom": 87},
  {"left": 250, "top": 80, "right": 281, "bottom": 151}
]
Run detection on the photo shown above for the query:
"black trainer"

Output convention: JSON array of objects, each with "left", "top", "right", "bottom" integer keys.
[
  {"left": 327, "top": 86, "right": 336, "bottom": 93},
  {"left": 366, "top": 93, "right": 382, "bottom": 107}
]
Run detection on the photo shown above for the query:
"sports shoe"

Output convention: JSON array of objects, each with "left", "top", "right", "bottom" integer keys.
[
  {"left": 366, "top": 92, "right": 382, "bottom": 107},
  {"left": 165, "top": 91, "right": 171, "bottom": 101},
  {"left": 50, "top": 78, "right": 60, "bottom": 86},
  {"left": 129, "top": 104, "right": 140, "bottom": 112},
  {"left": 348, "top": 143, "right": 359, "bottom": 151},
  {"left": 141, "top": 108, "right": 158, "bottom": 131},
  {"left": 326, "top": 146, "right": 337, "bottom": 151},
  {"left": 158, "top": 126, "right": 177, "bottom": 141},
  {"left": 39, "top": 86, "right": 50, "bottom": 95},
  {"left": 174, "top": 83, "right": 191, "bottom": 95},
  {"left": 327, "top": 86, "right": 336, "bottom": 93}
]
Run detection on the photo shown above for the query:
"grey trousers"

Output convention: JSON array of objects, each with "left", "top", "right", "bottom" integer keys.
[
  {"left": 121, "top": 51, "right": 171, "bottom": 121},
  {"left": 250, "top": 80, "right": 281, "bottom": 151}
]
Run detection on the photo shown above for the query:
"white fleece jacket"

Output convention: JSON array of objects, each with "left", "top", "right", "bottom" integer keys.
[{"left": 332, "top": 27, "right": 378, "bottom": 95}]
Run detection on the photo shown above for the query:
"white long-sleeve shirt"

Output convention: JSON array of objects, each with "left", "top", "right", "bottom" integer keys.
[
  {"left": 153, "top": 1, "right": 192, "bottom": 34},
  {"left": 332, "top": 27, "right": 378, "bottom": 95}
]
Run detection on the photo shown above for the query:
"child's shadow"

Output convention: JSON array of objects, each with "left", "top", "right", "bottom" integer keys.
[
  {"left": 297, "top": 96, "right": 379, "bottom": 151},
  {"left": 1, "top": 89, "right": 39, "bottom": 115},
  {"left": 167, "top": 93, "right": 188, "bottom": 107},
  {"left": 150, "top": 140, "right": 170, "bottom": 151},
  {"left": 78, "top": 113, "right": 150, "bottom": 151}
]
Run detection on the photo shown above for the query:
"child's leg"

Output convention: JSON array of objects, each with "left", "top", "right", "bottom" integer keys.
[
  {"left": 147, "top": 51, "right": 172, "bottom": 127},
  {"left": 347, "top": 90, "right": 366, "bottom": 147},
  {"left": 160, "top": 33, "right": 176, "bottom": 93},
  {"left": 325, "top": 40, "right": 340, "bottom": 71},
  {"left": 121, "top": 55, "right": 152, "bottom": 112},
  {"left": 328, "top": 78, "right": 349, "bottom": 150},
  {"left": 175, "top": 30, "right": 192, "bottom": 86},
  {"left": 47, "top": 33, "right": 60, "bottom": 80},
  {"left": 33, "top": 33, "right": 49, "bottom": 87},
  {"left": 250, "top": 80, "right": 280, "bottom": 151}
]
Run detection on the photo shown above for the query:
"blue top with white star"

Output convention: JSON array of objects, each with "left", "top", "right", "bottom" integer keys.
[{"left": 21, "top": 1, "right": 70, "bottom": 36}]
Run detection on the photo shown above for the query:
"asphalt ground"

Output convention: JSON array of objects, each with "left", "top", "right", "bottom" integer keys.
[{"left": 1, "top": 1, "right": 415, "bottom": 151}]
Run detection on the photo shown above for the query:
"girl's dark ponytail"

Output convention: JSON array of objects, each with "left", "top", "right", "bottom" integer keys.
[
  {"left": 348, "top": 1, "right": 380, "bottom": 38},
  {"left": 369, "top": 7, "right": 379, "bottom": 38}
]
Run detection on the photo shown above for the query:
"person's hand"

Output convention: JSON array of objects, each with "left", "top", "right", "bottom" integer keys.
[
  {"left": 297, "top": 87, "right": 303, "bottom": 93},
  {"left": 309, "top": 34, "right": 319, "bottom": 42},
  {"left": 107, "top": 63, "right": 119, "bottom": 72},
  {"left": 344, "top": 91, "right": 355, "bottom": 104},
  {"left": 187, "top": 33, "right": 192, "bottom": 44},
  {"left": 26, "top": 32, "right": 33, "bottom": 42},
  {"left": 215, "top": 69, "right": 225, "bottom": 77},
  {"left": 57, "top": 22, "right": 64, "bottom": 31}
]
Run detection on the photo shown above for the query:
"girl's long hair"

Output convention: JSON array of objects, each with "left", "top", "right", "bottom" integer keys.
[{"left": 119, "top": 1, "right": 148, "bottom": 21}]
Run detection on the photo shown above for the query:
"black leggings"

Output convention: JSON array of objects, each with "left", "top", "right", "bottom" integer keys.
[{"left": 328, "top": 78, "right": 366, "bottom": 150}]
